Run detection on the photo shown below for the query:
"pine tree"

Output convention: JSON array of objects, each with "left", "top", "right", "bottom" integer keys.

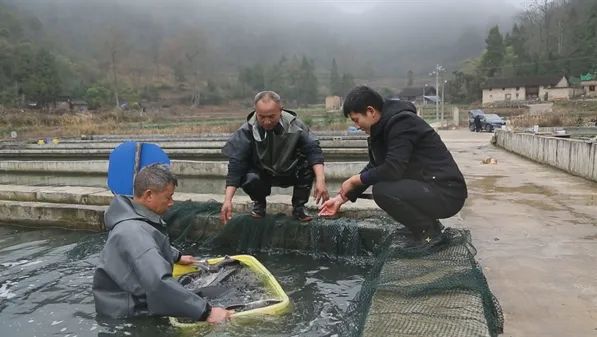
[
  {"left": 407, "top": 70, "right": 414, "bottom": 86},
  {"left": 23, "top": 48, "right": 61, "bottom": 109},
  {"left": 329, "top": 58, "right": 341, "bottom": 96},
  {"left": 480, "top": 25, "right": 505, "bottom": 78},
  {"left": 340, "top": 73, "right": 355, "bottom": 97},
  {"left": 296, "top": 56, "right": 318, "bottom": 105}
]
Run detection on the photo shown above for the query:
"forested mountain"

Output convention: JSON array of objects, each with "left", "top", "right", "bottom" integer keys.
[
  {"left": 10, "top": 0, "right": 583, "bottom": 109},
  {"left": 447, "top": 0, "right": 597, "bottom": 103}
]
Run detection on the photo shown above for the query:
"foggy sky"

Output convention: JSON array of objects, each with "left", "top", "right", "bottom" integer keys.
[{"left": 7, "top": 0, "right": 522, "bottom": 81}]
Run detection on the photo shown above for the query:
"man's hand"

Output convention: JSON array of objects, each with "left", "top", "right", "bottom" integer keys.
[
  {"left": 311, "top": 163, "right": 329, "bottom": 205},
  {"left": 178, "top": 255, "right": 197, "bottom": 265},
  {"left": 318, "top": 194, "right": 345, "bottom": 217},
  {"left": 220, "top": 201, "right": 233, "bottom": 224},
  {"left": 313, "top": 179, "right": 329, "bottom": 205},
  {"left": 206, "top": 307, "right": 234, "bottom": 324}
]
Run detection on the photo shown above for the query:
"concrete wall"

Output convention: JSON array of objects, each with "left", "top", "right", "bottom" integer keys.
[
  {"left": 543, "top": 87, "right": 572, "bottom": 101},
  {"left": 495, "top": 130, "right": 597, "bottom": 182},
  {"left": 573, "top": 87, "right": 586, "bottom": 98},
  {"left": 581, "top": 80, "right": 597, "bottom": 97},
  {"left": 325, "top": 96, "right": 342, "bottom": 111},
  {"left": 0, "top": 160, "right": 367, "bottom": 180},
  {"left": 482, "top": 87, "right": 525, "bottom": 105},
  {"left": 0, "top": 184, "right": 381, "bottom": 232},
  {"left": 0, "top": 145, "right": 370, "bottom": 161}
]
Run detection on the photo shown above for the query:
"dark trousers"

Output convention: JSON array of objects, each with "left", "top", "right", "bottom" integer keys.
[
  {"left": 372, "top": 179, "right": 465, "bottom": 236},
  {"left": 241, "top": 162, "right": 314, "bottom": 209}
]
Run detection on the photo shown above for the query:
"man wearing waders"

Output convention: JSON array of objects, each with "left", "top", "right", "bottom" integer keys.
[
  {"left": 319, "top": 86, "right": 467, "bottom": 245},
  {"left": 93, "top": 164, "right": 232, "bottom": 322},
  {"left": 220, "top": 91, "right": 329, "bottom": 223}
]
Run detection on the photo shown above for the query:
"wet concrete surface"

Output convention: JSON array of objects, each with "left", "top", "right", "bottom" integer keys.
[{"left": 440, "top": 129, "right": 597, "bottom": 337}]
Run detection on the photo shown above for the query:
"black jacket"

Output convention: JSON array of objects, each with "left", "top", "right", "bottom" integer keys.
[
  {"left": 346, "top": 99, "right": 467, "bottom": 201},
  {"left": 222, "top": 110, "right": 324, "bottom": 187}
]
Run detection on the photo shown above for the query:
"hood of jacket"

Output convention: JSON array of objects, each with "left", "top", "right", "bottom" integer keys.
[
  {"left": 104, "top": 195, "right": 166, "bottom": 231},
  {"left": 370, "top": 99, "right": 417, "bottom": 138},
  {"left": 246, "top": 109, "right": 303, "bottom": 142}
]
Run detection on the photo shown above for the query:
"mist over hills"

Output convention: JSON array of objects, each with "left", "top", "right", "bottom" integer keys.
[{"left": 6, "top": 0, "right": 518, "bottom": 78}]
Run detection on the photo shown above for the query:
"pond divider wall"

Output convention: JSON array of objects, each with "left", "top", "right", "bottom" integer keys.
[{"left": 494, "top": 130, "right": 597, "bottom": 182}]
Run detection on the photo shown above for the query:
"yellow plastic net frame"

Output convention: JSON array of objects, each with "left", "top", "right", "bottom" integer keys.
[{"left": 169, "top": 254, "right": 291, "bottom": 328}]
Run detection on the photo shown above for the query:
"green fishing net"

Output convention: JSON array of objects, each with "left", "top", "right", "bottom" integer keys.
[{"left": 164, "top": 200, "right": 504, "bottom": 337}]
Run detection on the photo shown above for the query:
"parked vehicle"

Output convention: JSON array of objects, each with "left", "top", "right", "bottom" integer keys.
[
  {"left": 480, "top": 114, "right": 506, "bottom": 132},
  {"left": 469, "top": 112, "right": 505, "bottom": 132}
]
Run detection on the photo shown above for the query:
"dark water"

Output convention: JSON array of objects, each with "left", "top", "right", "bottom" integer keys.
[{"left": 0, "top": 225, "right": 372, "bottom": 337}]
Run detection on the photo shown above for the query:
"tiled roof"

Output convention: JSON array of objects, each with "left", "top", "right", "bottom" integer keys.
[{"left": 482, "top": 75, "right": 566, "bottom": 89}]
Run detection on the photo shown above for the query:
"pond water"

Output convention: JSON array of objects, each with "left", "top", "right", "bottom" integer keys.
[{"left": 0, "top": 225, "right": 373, "bottom": 337}]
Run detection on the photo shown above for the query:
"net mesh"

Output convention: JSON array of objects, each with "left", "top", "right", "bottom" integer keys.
[
  {"left": 164, "top": 200, "right": 504, "bottom": 337},
  {"left": 164, "top": 200, "right": 394, "bottom": 257},
  {"left": 347, "top": 229, "right": 504, "bottom": 337}
]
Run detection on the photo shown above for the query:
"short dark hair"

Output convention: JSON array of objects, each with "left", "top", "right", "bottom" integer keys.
[
  {"left": 342, "top": 86, "right": 384, "bottom": 117},
  {"left": 133, "top": 164, "right": 178, "bottom": 197}
]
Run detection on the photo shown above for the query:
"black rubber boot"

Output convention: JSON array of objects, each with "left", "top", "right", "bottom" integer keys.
[
  {"left": 241, "top": 172, "right": 270, "bottom": 219},
  {"left": 418, "top": 220, "right": 445, "bottom": 244},
  {"left": 250, "top": 199, "right": 266, "bottom": 218},
  {"left": 396, "top": 220, "right": 450, "bottom": 257},
  {"left": 291, "top": 186, "right": 312, "bottom": 222},
  {"left": 292, "top": 207, "right": 312, "bottom": 222},
  {"left": 402, "top": 220, "right": 448, "bottom": 254}
]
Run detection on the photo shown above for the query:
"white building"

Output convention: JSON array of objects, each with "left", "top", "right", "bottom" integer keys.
[
  {"left": 482, "top": 75, "right": 573, "bottom": 106},
  {"left": 580, "top": 79, "right": 597, "bottom": 98}
]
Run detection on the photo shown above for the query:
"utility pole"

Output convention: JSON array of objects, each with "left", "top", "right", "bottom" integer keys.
[
  {"left": 430, "top": 64, "right": 445, "bottom": 122},
  {"left": 441, "top": 80, "right": 447, "bottom": 126}
]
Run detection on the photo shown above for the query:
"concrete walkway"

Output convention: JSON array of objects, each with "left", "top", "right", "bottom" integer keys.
[{"left": 445, "top": 130, "right": 597, "bottom": 337}]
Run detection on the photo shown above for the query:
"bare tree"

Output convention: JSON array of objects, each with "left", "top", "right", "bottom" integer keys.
[
  {"left": 163, "top": 29, "right": 213, "bottom": 106},
  {"left": 103, "top": 26, "right": 129, "bottom": 108}
]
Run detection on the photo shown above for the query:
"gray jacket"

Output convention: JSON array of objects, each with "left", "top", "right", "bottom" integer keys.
[{"left": 92, "top": 195, "right": 209, "bottom": 319}]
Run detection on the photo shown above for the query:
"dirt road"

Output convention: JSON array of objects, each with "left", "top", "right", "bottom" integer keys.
[{"left": 439, "top": 129, "right": 597, "bottom": 337}]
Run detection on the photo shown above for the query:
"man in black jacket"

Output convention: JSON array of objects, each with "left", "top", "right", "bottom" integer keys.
[
  {"left": 93, "top": 164, "right": 232, "bottom": 322},
  {"left": 220, "top": 91, "right": 329, "bottom": 223},
  {"left": 319, "top": 86, "right": 467, "bottom": 243},
  {"left": 474, "top": 114, "right": 483, "bottom": 132}
]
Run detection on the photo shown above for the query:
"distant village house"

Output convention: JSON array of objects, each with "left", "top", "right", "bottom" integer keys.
[
  {"left": 580, "top": 73, "right": 597, "bottom": 98},
  {"left": 481, "top": 75, "right": 578, "bottom": 106},
  {"left": 55, "top": 97, "right": 88, "bottom": 112},
  {"left": 396, "top": 86, "right": 437, "bottom": 104},
  {"left": 69, "top": 99, "right": 88, "bottom": 112},
  {"left": 325, "top": 95, "right": 342, "bottom": 112}
]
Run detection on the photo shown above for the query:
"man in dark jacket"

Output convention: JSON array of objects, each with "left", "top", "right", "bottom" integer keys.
[
  {"left": 220, "top": 91, "right": 329, "bottom": 223},
  {"left": 474, "top": 114, "right": 483, "bottom": 132},
  {"left": 319, "top": 86, "right": 467, "bottom": 243},
  {"left": 93, "top": 164, "right": 232, "bottom": 323}
]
